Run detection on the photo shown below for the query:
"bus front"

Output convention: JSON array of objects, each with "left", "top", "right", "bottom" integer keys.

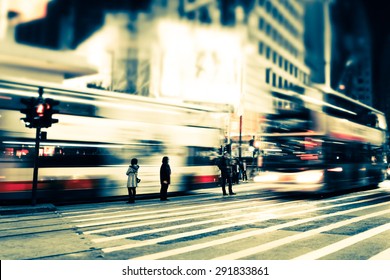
[{"left": 254, "top": 106, "right": 326, "bottom": 193}]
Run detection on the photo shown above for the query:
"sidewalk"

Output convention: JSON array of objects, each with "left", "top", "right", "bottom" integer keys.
[{"left": 0, "top": 204, "right": 57, "bottom": 215}]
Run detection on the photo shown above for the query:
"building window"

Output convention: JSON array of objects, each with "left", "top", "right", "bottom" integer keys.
[
  {"left": 266, "top": 1, "right": 272, "bottom": 13},
  {"left": 272, "top": 29, "right": 277, "bottom": 40},
  {"left": 266, "top": 46, "right": 271, "bottom": 60},
  {"left": 272, "top": 73, "right": 277, "bottom": 87},
  {"left": 273, "top": 52, "right": 277, "bottom": 64},
  {"left": 259, "top": 17, "right": 264, "bottom": 30},
  {"left": 266, "top": 24, "right": 271, "bottom": 35},
  {"left": 272, "top": 6, "right": 278, "bottom": 18},
  {"left": 266, "top": 68, "right": 271, "bottom": 84},
  {"left": 258, "top": 42, "right": 264, "bottom": 55}
]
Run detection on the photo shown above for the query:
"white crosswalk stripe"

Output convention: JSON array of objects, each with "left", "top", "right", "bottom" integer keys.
[
  {"left": 133, "top": 196, "right": 390, "bottom": 260},
  {"left": 58, "top": 188, "right": 390, "bottom": 260},
  {"left": 214, "top": 205, "right": 390, "bottom": 260},
  {"left": 293, "top": 222, "right": 390, "bottom": 260}
]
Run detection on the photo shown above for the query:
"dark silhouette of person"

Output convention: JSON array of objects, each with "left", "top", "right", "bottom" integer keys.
[
  {"left": 232, "top": 157, "right": 240, "bottom": 184},
  {"left": 160, "top": 156, "right": 171, "bottom": 201},
  {"left": 241, "top": 159, "right": 248, "bottom": 182},
  {"left": 217, "top": 152, "right": 235, "bottom": 195}
]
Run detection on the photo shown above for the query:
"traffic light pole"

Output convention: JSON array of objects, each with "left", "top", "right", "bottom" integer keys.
[
  {"left": 31, "top": 126, "right": 41, "bottom": 206},
  {"left": 20, "top": 87, "right": 60, "bottom": 205}
]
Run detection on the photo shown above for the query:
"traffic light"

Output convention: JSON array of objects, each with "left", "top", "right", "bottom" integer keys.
[
  {"left": 20, "top": 97, "right": 37, "bottom": 128},
  {"left": 39, "top": 98, "right": 60, "bottom": 128},
  {"left": 20, "top": 97, "right": 60, "bottom": 128}
]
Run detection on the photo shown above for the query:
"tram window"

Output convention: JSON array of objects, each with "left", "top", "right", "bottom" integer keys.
[
  {"left": 58, "top": 101, "right": 96, "bottom": 117},
  {"left": 0, "top": 141, "right": 123, "bottom": 167},
  {"left": 38, "top": 145, "right": 122, "bottom": 167},
  {"left": 187, "top": 147, "right": 219, "bottom": 166}
]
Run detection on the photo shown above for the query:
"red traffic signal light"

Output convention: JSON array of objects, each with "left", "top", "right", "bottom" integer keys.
[
  {"left": 36, "top": 103, "right": 45, "bottom": 117},
  {"left": 20, "top": 96, "right": 60, "bottom": 128},
  {"left": 41, "top": 98, "right": 60, "bottom": 127}
]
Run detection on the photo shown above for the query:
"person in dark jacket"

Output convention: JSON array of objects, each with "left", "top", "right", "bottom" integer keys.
[
  {"left": 217, "top": 152, "right": 235, "bottom": 195},
  {"left": 160, "top": 156, "right": 171, "bottom": 201}
]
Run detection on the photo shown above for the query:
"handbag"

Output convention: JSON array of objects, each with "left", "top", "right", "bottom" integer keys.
[{"left": 137, "top": 177, "right": 141, "bottom": 183}]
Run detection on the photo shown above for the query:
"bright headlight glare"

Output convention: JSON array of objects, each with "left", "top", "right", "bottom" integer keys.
[
  {"left": 254, "top": 173, "right": 279, "bottom": 183},
  {"left": 295, "top": 170, "right": 323, "bottom": 184}
]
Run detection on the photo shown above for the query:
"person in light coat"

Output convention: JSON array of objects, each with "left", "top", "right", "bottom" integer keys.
[{"left": 126, "top": 158, "right": 139, "bottom": 203}]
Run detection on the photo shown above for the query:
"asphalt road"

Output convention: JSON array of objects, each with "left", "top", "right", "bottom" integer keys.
[{"left": 1, "top": 182, "right": 390, "bottom": 260}]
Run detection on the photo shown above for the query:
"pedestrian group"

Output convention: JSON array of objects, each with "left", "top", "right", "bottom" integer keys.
[{"left": 125, "top": 153, "right": 248, "bottom": 203}]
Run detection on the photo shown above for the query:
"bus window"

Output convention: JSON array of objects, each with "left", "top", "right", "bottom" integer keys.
[{"left": 264, "top": 109, "right": 312, "bottom": 133}]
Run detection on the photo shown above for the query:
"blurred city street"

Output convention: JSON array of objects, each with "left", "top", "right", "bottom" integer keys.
[
  {"left": 1, "top": 0, "right": 390, "bottom": 266},
  {"left": 1, "top": 181, "right": 390, "bottom": 260}
]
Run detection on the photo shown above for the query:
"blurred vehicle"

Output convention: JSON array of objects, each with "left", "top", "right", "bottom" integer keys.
[
  {"left": 254, "top": 86, "right": 388, "bottom": 193},
  {"left": 0, "top": 78, "right": 224, "bottom": 203}
]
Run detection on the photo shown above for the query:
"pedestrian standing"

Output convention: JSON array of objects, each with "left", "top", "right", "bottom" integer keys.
[
  {"left": 233, "top": 157, "right": 240, "bottom": 184},
  {"left": 217, "top": 152, "right": 235, "bottom": 195},
  {"left": 160, "top": 156, "right": 171, "bottom": 201},
  {"left": 126, "top": 158, "right": 139, "bottom": 203},
  {"left": 241, "top": 159, "right": 248, "bottom": 182}
]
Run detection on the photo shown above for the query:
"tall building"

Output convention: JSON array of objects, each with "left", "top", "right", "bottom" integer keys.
[
  {"left": 239, "top": 0, "right": 310, "bottom": 139},
  {"left": 248, "top": 0, "right": 310, "bottom": 91},
  {"left": 330, "top": 0, "right": 373, "bottom": 106}
]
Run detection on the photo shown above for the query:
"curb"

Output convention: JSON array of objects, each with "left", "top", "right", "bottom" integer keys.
[{"left": 0, "top": 204, "right": 57, "bottom": 215}]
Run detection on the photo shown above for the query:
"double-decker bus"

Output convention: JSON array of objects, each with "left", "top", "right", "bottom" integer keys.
[
  {"left": 0, "top": 78, "right": 225, "bottom": 203},
  {"left": 254, "top": 86, "right": 388, "bottom": 193}
]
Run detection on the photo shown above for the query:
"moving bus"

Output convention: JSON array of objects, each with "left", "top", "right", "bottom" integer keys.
[
  {"left": 0, "top": 78, "right": 225, "bottom": 203},
  {"left": 254, "top": 86, "right": 388, "bottom": 193}
]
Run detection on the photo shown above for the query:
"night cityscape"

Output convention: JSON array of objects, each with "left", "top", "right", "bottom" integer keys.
[{"left": 1, "top": 0, "right": 390, "bottom": 277}]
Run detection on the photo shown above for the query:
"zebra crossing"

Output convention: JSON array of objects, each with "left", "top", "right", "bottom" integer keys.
[{"left": 58, "top": 186, "right": 390, "bottom": 260}]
